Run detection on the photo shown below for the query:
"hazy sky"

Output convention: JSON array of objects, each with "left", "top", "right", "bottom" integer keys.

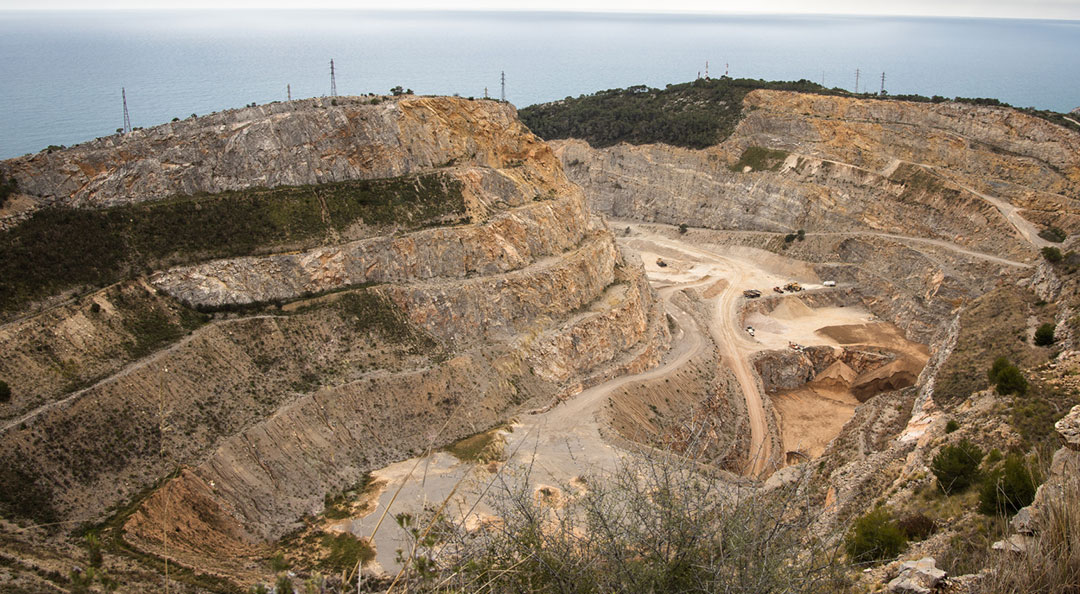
[{"left": 1, "top": 0, "right": 1079, "bottom": 19}]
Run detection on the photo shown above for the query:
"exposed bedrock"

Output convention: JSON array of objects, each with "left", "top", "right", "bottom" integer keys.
[
  {"left": 0, "top": 95, "right": 671, "bottom": 583},
  {"left": 3, "top": 96, "right": 564, "bottom": 210},
  {"left": 551, "top": 90, "right": 1080, "bottom": 261}
]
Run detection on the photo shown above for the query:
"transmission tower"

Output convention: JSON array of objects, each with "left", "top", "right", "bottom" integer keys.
[
  {"left": 725, "top": 63, "right": 729, "bottom": 77},
  {"left": 122, "top": 87, "right": 131, "bottom": 134},
  {"left": 855, "top": 68, "right": 860, "bottom": 94},
  {"left": 500, "top": 71, "right": 505, "bottom": 102},
  {"left": 330, "top": 59, "right": 337, "bottom": 97},
  {"left": 287, "top": 84, "right": 291, "bottom": 101},
  {"left": 880, "top": 72, "right": 886, "bottom": 95},
  {"left": 705, "top": 60, "right": 709, "bottom": 80}
]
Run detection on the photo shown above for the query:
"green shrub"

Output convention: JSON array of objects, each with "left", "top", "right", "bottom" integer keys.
[
  {"left": 995, "top": 366, "right": 1029, "bottom": 396},
  {"left": 1034, "top": 323, "right": 1056, "bottom": 347},
  {"left": 945, "top": 419, "right": 960, "bottom": 433},
  {"left": 1041, "top": 246, "right": 1063, "bottom": 263},
  {"left": 931, "top": 439, "right": 984, "bottom": 495},
  {"left": 979, "top": 454, "right": 1041, "bottom": 516},
  {"left": 986, "top": 448, "right": 1003, "bottom": 465},
  {"left": 318, "top": 532, "right": 374, "bottom": 573},
  {"left": 0, "top": 175, "right": 16, "bottom": 208},
  {"left": 897, "top": 513, "right": 937, "bottom": 541},
  {"left": 1038, "top": 227, "right": 1066, "bottom": 243},
  {"left": 845, "top": 507, "right": 907, "bottom": 563},
  {"left": 274, "top": 575, "right": 294, "bottom": 594},
  {"left": 989, "top": 357, "right": 1027, "bottom": 396},
  {"left": 0, "top": 380, "right": 9, "bottom": 403}
]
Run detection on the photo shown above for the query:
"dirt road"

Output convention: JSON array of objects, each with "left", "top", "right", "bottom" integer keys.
[{"left": 344, "top": 273, "right": 712, "bottom": 572}]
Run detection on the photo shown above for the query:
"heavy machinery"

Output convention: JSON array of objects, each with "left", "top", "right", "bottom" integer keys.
[
  {"left": 783, "top": 282, "right": 803, "bottom": 292},
  {"left": 743, "top": 289, "right": 761, "bottom": 298}
]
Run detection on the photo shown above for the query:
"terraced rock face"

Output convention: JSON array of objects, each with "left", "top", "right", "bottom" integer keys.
[
  {"left": 0, "top": 96, "right": 668, "bottom": 584},
  {"left": 552, "top": 89, "right": 1080, "bottom": 263}
]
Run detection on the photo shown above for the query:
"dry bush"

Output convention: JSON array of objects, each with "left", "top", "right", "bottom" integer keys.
[{"left": 390, "top": 445, "right": 851, "bottom": 593}]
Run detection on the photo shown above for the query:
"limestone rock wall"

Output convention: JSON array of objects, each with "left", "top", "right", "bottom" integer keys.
[
  {"left": 2, "top": 96, "right": 567, "bottom": 210},
  {"left": 552, "top": 90, "right": 1080, "bottom": 262}
]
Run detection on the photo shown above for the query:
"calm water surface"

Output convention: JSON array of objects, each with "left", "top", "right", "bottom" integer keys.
[{"left": 1, "top": 10, "right": 1078, "bottom": 159}]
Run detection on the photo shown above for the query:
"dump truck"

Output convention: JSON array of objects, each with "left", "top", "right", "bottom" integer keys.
[
  {"left": 656, "top": 258, "right": 667, "bottom": 268},
  {"left": 746, "top": 326, "right": 756, "bottom": 337},
  {"left": 773, "top": 286, "right": 784, "bottom": 294},
  {"left": 783, "top": 282, "right": 803, "bottom": 292},
  {"left": 743, "top": 289, "right": 762, "bottom": 298}
]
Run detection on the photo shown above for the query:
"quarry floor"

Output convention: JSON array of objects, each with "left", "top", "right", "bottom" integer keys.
[{"left": 340, "top": 221, "right": 927, "bottom": 576}]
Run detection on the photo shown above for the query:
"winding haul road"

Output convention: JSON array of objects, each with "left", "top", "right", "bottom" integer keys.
[{"left": 618, "top": 227, "right": 778, "bottom": 477}]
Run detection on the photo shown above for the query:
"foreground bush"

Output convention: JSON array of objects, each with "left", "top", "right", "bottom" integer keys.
[
  {"left": 979, "top": 453, "right": 1042, "bottom": 516},
  {"left": 931, "top": 439, "right": 984, "bottom": 495},
  {"left": 845, "top": 507, "right": 907, "bottom": 564},
  {"left": 393, "top": 451, "right": 849, "bottom": 593}
]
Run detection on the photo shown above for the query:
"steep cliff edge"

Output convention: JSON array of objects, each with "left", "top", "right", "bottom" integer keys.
[{"left": 0, "top": 96, "right": 670, "bottom": 589}]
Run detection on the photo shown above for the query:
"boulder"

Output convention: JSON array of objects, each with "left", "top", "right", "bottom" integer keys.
[
  {"left": 992, "top": 534, "right": 1035, "bottom": 554},
  {"left": 887, "top": 557, "right": 946, "bottom": 593},
  {"left": 1054, "top": 404, "right": 1080, "bottom": 450}
]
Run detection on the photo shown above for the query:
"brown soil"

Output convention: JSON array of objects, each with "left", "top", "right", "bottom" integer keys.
[{"left": 774, "top": 320, "right": 929, "bottom": 462}]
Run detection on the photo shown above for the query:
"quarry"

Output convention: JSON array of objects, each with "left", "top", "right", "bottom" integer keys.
[{"left": 0, "top": 80, "right": 1078, "bottom": 593}]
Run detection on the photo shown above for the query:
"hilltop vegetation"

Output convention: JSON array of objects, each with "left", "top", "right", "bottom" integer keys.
[
  {"left": 0, "top": 173, "right": 464, "bottom": 314},
  {"left": 519, "top": 77, "right": 840, "bottom": 149},
  {"left": 519, "top": 77, "right": 1080, "bottom": 150}
]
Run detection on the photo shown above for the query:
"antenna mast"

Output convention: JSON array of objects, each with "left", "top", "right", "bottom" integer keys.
[
  {"left": 705, "top": 60, "right": 709, "bottom": 79},
  {"left": 287, "top": 84, "right": 291, "bottom": 101},
  {"left": 725, "top": 62, "right": 729, "bottom": 77},
  {"left": 500, "top": 71, "right": 505, "bottom": 102},
  {"left": 880, "top": 71, "right": 886, "bottom": 95},
  {"left": 122, "top": 88, "right": 131, "bottom": 134},
  {"left": 854, "top": 68, "right": 860, "bottom": 94},
  {"left": 330, "top": 59, "right": 337, "bottom": 97}
]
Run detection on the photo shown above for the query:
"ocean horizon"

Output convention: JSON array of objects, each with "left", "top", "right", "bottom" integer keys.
[{"left": 1, "top": 9, "right": 1078, "bottom": 159}]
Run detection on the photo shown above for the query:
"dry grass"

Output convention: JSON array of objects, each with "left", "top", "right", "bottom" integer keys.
[{"left": 970, "top": 473, "right": 1080, "bottom": 593}]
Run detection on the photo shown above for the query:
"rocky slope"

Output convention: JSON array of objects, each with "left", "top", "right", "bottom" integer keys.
[
  {"left": 0, "top": 96, "right": 669, "bottom": 589},
  {"left": 552, "top": 90, "right": 1080, "bottom": 261}
]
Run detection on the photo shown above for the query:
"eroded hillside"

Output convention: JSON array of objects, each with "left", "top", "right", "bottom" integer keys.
[{"left": 0, "top": 96, "right": 670, "bottom": 590}]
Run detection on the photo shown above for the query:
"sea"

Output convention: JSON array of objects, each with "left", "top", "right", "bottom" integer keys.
[{"left": 1, "top": 10, "right": 1079, "bottom": 160}]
